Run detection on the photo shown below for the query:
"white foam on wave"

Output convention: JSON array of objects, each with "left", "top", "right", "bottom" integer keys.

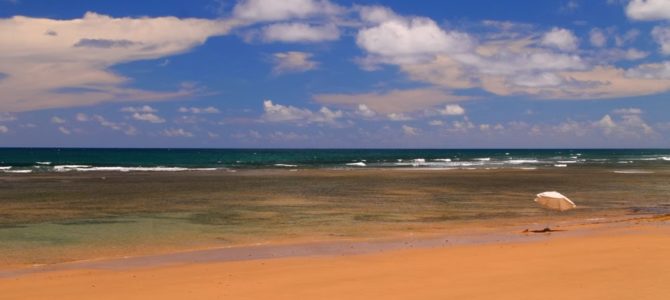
[
  {"left": 274, "top": 164, "right": 298, "bottom": 168},
  {"left": 0, "top": 166, "right": 11, "bottom": 170},
  {"left": 660, "top": 156, "right": 670, "bottom": 161},
  {"left": 506, "top": 159, "right": 539, "bottom": 164},
  {"left": 554, "top": 164, "right": 568, "bottom": 168},
  {"left": 613, "top": 170, "right": 654, "bottom": 174},
  {"left": 36, "top": 161, "right": 52, "bottom": 165},
  {"left": 2, "top": 169, "right": 32, "bottom": 173},
  {"left": 54, "top": 165, "right": 92, "bottom": 172},
  {"left": 433, "top": 158, "right": 452, "bottom": 162},
  {"left": 54, "top": 165, "right": 217, "bottom": 172},
  {"left": 346, "top": 162, "right": 366, "bottom": 167},
  {"left": 474, "top": 157, "right": 491, "bottom": 161},
  {"left": 557, "top": 160, "right": 578, "bottom": 164}
]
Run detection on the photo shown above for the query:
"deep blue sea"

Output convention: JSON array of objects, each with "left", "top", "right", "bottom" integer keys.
[{"left": 1, "top": 148, "right": 669, "bottom": 173}]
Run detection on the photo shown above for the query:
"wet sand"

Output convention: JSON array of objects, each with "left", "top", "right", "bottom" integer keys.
[{"left": 1, "top": 216, "right": 668, "bottom": 299}]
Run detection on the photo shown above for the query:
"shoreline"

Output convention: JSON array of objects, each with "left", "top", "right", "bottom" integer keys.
[
  {"left": 2, "top": 213, "right": 666, "bottom": 278},
  {"left": 0, "top": 215, "right": 668, "bottom": 299}
]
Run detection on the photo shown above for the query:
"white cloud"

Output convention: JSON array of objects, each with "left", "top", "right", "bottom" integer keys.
[
  {"left": 439, "top": 104, "right": 465, "bottom": 116},
  {"left": 355, "top": 104, "right": 376, "bottom": 118},
  {"left": 269, "top": 131, "right": 307, "bottom": 141},
  {"left": 0, "top": 125, "right": 8, "bottom": 133},
  {"left": 261, "top": 23, "right": 339, "bottom": 43},
  {"left": 626, "top": 0, "right": 670, "bottom": 20},
  {"left": 262, "top": 100, "right": 342, "bottom": 124},
  {"left": 132, "top": 112, "right": 165, "bottom": 123},
  {"left": 51, "top": 116, "right": 66, "bottom": 124},
  {"left": 652, "top": 26, "right": 670, "bottom": 54},
  {"left": 0, "top": 13, "right": 234, "bottom": 112},
  {"left": 623, "top": 48, "right": 649, "bottom": 60},
  {"left": 272, "top": 51, "right": 318, "bottom": 74},
  {"left": 595, "top": 114, "right": 654, "bottom": 137},
  {"left": 90, "top": 115, "right": 137, "bottom": 135},
  {"left": 75, "top": 113, "right": 89, "bottom": 122},
  {"left": 178, "top": 106, "right": 220, "bottom": 114},
  {"left": 314, "top": 88, "right": 467, "bottom": 114},
  {"left": 615, "top": 29, "right": 640, "bottom": 47},
  {"left": 349, "top": 6, "right": 670, "bottom": 101},
  {"left": 58, "top": 126, "right": 71, "bottom": 135},
  {"left": 541, "top": 27, "right": 578, "bottom": 51},
  {"left": 429, "top": 120, "right": 444, "bottom": 126},
  {"left": 0, "top": 113, "right": 16, "bottom": 122},
  {"left": 357, "top": 5, "right": 401, "bottom": 24},
  {"left": 613, "top": 108, "right": 643, "bottom": 115},
  {"left": 232, "top": 0, "right": 343, "bottom": 23},
  {"left": 402, "top": 124, "right": 418, "bottom": 136},
  {"left": 625, "top": 61, "right": 670, "bottom": 79},
  {"left": 387, "top": 113, "right": 412, "bottom": 121},
  {"left": 121, "top": 105, "right": 157, "bottom": 113},
  {"left": 356, "top": 9, "right": 474, "bottom": 65},
  {"left": 589, "top": 28, "right": 607, "bottom": 47},
  {"left": 161, "top": 128, "right": 194, "bottom": 138}
]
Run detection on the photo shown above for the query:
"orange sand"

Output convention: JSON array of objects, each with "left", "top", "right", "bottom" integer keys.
[{"left": 1, "top": 225, "right": 669, "bottom": 300}]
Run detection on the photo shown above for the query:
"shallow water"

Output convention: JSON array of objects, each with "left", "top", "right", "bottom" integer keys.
[{"left": 1, "top": 167, "right": 669, "bottom": 267}]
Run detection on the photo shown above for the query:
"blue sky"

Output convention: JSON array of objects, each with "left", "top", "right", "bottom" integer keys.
[{"left": 1, "top": 0, "right": 670, "bottom": 148}]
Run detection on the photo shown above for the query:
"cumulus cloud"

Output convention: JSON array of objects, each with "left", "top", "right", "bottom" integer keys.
[
  {"left": 91, "top": 115, "right": 137, "bottom": 135},
  {"left": 387, "top": 113, "right": 412, "bottom": 121},
  {"left": 402, "top": 124, "right": 418, "bottom": 136},
  {"left": 349, "top": 5, "right": 670, "bottom": 100},
  {"left": 121, "top": 105, "right": 157, "bottom": 113},
  {"left": 232, "top": 0, "right": 343, "bottom": 23},
  {"left": 651, "top": 26, "right": 670, "bottom": 54},
  {"left": 262, "top": 100, "right": 342, "bottom": 124},
  {"left": 0, "top": 12, "right": 235, "bottom": 112},
  {"left": 625, "top": 61, "right": 670, "bottom": 79},
  {"left": 58, "top": 126, "right": 71, "bottom": 135},
  {"left": 589, "top": 28, "right": 607, "bottom": 47},
  {"left": 131, "top": 112, "right": 165, "bottom": 123},
  {"left": 0, "top": 125, "right": 8, "bottom": 133},
  {"left": 178, "top": 106, "right": 220, "bottom": 114},
  {"left": 51, "top": 116, "right": 66, "bottom": 124},
  {"left": 626, "top": 0, "right": 670, "bottom": 20},
  {"left": 355, "top": 104, "right": 376, "bottom": 118},
  {"left": 314, "top": 88, "right": 467, "bottom": 114},
  {"left": 0, "top": 113, "right": 16, "bottom": 122},
  {"left": 613, "top": 108, "right": 643, "bottom": 115},
  {"left": 75, "top": 113, "right": 89, "bottom": 122},
  {"left": 272, "top": 51, "right": 318, "bottom": 74},
  {"left": 439, "top": 104, "right": 466, "bottom": 116},
  {"left": 261, "top": 23, "right": 339, "bottom": 43},
  {"left": 541, "top": 28, "right": 578, "bottom": 51},
  {"left": 595, "top": 114, "right": 654, "bottom": 137},
  {"left": 161, "top": 128, "right": 194, "bottom": 137},
  {"left": 553, "top": 113, "right": 654, "bottom": 139},
  {"left": 356, "top": 8, "right": 474, "bottom": 65}
]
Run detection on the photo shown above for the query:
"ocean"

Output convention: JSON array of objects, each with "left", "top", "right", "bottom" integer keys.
[
  {"left": 1, "top": 148, "right": 670, "bottom": 172},
  {"left": 1, "top": 148, "right": 670, "bottom": 267}
]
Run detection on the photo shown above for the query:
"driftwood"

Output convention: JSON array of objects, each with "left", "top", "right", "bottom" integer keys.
[{"left": 522, "top": 227, "right": 564, "bottom": 233}]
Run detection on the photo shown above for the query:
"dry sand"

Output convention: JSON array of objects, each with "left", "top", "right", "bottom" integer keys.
[{"left": 1, "top": 221, "right": 669, "bottom": 300}]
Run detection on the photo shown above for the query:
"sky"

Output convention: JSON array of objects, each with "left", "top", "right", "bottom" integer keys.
[{"left": 1, "top": 0, "right": 670, "bottom": 148}]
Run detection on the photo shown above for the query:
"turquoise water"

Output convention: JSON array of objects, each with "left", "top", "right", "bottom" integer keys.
[{"left": 1, "top": 148, "right": 669, "bottom": 172}]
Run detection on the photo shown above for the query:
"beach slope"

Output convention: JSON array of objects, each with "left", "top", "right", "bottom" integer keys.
[{"left": 1, "top": 224, "right": 669, "bottom": 300}]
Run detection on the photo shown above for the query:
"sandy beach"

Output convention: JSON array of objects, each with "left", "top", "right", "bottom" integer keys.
[{"left": 1, "top": 216, "right": 668, "bottom": 300}]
